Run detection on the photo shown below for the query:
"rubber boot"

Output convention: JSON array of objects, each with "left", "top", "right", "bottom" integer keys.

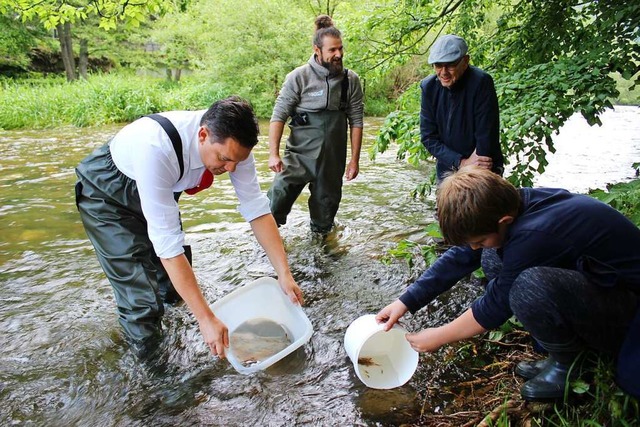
[
  {"left": 520, "top": 358, "right": 574, "bottom": 400},
  {"left": 520, "top": 338, "right": 582, "bottom": 401},
  {"left": 129, "top": 329, "right": 164, "bottom": 361},
  {"left": 515, "top": 357, "right": 552, "bottom": 380}
]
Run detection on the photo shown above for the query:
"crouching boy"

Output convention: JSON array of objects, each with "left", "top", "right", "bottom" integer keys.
[{"left": 376, "top": 167, "right": 640, "bottom": 400}]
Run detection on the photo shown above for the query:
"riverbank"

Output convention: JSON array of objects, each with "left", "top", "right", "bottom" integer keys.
[{"left": 1, "top": 72, "right": 639, "bottom": 131}]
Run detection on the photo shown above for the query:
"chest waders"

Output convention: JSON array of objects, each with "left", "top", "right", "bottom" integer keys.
[
  {"left": 74, "top": 116, "right": 190, "bottom": 359},
  {"left": 268, "top": 110, "right": 348, "bottom": 233},
  {"left": 268, "top": 70, "right": 350, "bottom": 234}
]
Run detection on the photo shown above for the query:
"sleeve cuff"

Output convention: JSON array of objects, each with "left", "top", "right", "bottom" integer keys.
[
  {"left": 238, "top": 194, "right": 272, "bottom": 222},
  {"left": 399, "top": 292, "right": 423, "bottom": 314},
  {"left": 153, "top": 232, "right": 186, "bottom": 259}
]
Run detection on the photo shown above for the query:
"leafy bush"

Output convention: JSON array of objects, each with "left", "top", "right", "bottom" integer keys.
[{"left": 588, "top": 165, "right": 640, "bottom": 227}]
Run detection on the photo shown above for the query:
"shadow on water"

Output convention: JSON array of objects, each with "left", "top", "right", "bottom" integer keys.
[{"left": 1, "top": 107, "right": 639, "bottom": 425}]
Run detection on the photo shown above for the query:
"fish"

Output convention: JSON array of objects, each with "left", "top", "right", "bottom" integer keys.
[
  {"left": 230, "top": 318, "right": 292, "bottom": 367},
  {"left": 357, "top": 357, "right": 380, "bottom": 367}
]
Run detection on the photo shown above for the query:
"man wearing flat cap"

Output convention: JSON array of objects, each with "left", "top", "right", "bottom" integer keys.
[{"left": 420, "top": 34, "right": 503, "bottom": 181}]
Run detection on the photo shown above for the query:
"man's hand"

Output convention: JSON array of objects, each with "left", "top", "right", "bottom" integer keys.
[
  {"left": 460, "top": 149, "right": 493, "bottom": 170},
  {"left": 198, "top": 314, "right": 229, "bottom": 358},
  {"left": 279, "top": 274, "right": 304, "bottom": 305},
  {"left": 375, "top": 299, "right": 408, "bottom": 331},
  {"left": 160, "top": 254, "right": 230, "bottom": 358},
  {"left": 269, "top": 154, "right": 284, "bottom": 173},
  {"left": 345, "top": 159, "right": 359, "bottom": 181}
]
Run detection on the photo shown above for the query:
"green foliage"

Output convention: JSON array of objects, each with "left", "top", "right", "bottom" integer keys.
[
  {"left": 490, "top": 0, "right": 637, "bottom": 186},
  {"left": 487, "top": 317, "right": 519, "bottom": 343},
  {"left": 0, "top": 0, "right": 172, "bottom": 30},
  {"left": 363, "top": 96, "right": 395, "bottom": 117},
  {"left": 381, "top": 222, "right": 441, "bottom": 268},
  {"left": 370, "top": 82, "right": 425, "bottom": 164},
  {"left": 365, "top": 0, "right": 640, "bottom": 187},
  {"left": 0, "top": 73, "right": 228, "bottom": 129},
  {"left": 0, "top": 0, "right": 400, "bottom": 119},
  {"left": 0, "top": 15, "right": 43, "bottom": 70},
  {"left": 495, "top": 56, "right": 616, "bottom": 186},
  {"left": 184, "top": 0, "right": 311, "bottom": 118},
  {"left": 614, "top": 73, "right": 640, "bottom": 106},
  {"left": 588, "top": 170, "right": 640, "bottom": 227}
]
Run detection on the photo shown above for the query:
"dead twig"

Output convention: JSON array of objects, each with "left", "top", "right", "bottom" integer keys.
[
  {"left": 477, "top": 399, "right": 520, "bottom": 427},
  {"left": 457, "top": 378, "right": 487, "bottom": 388}
]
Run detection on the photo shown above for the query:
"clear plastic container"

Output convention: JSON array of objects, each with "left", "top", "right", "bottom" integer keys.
[{"left": 211, "top": 277, "right": 313, "bottom": 374}]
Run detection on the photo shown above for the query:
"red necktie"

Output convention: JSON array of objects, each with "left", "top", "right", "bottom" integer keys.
[{"left": 185, "top": 170, "right": 214, "bottom": 195}]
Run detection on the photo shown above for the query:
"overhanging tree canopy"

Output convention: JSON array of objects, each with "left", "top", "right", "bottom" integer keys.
[
  {"left": 349, "top": 0, "right": 640, "bottom": 186},
  {"left": 0, "top": 0, "right": 172, "bottom": 80}
]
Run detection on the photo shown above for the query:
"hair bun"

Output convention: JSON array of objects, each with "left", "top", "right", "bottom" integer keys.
[{"left": 315, "top": 14, "right": 334, "bottom": 31}]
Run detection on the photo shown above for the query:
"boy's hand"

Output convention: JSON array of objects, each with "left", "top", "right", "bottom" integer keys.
[
  {"left": 375, "top": 300, "right": 408, "bottom": 331},
  {"left": 405, "top": 328, "right": 443, "bottom": 353},
  {"left": 279, "top": 275, "right": 304, "bottom": 306},
  {"left": 198, "top": 315, "right": 229, "bottom": 358}
]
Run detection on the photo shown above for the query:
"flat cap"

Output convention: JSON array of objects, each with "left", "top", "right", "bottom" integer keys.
[{"left": 428, "top": 34, "right": 468, "bottom": 64}]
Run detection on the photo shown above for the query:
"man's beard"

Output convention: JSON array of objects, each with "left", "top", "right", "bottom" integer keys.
[{"left": 321, "top": 58, "right": 343, "bottom": 75}]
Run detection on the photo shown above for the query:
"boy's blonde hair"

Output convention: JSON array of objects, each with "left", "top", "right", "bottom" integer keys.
[{"left": 437, "top": 167, "right": 521, "bottom": 246}]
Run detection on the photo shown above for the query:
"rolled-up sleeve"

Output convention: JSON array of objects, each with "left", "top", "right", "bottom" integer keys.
[
  {"left": 229, "top": 153, "right": 271, "bottom": 222},
  {"left": 347, "top": 72, "right": 364, "bottom": 128}
]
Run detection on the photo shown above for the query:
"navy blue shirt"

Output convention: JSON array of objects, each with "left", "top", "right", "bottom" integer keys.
[
  {"left": 400, "top": 187, "right": 640, "bottom": 396},
  {"left": 401, "top": 187, "right": 640, "bottom": 323},
  {"left": 420, "top": 66, "right": 504, "bottom": 180}
]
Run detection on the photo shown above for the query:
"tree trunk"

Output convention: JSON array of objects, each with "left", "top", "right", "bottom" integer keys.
[
  {"left": 308, "top": 0, "right": 337, "bottom": 16},
  {"left": 173, "top": 69, "right": 181, "bottom": 82},
  {"left": 56, "top": 22, "right": 76, "bottom": 81},
  {"left": 273, "top": 73, "right": 279, "bottom": 98},
  {"left": 166, "top": 68, "right": 172, "bottom": 81},
  {"left": 78, "top": 38, "right": 88, "bottom": 80}
]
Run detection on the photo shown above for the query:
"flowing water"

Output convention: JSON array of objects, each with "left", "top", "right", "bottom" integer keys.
[{"left": 1, "top": 106, "right": 638, "bottom": 426}]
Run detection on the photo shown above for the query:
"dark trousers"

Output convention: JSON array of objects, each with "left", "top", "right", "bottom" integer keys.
[
  {"left": 268, "top": 110, "right": 348, "bottom": 233},
  {"left": 75, "top": 144, "right": 183, "bottom": 354},
  {"left": 481, "top": 249, "right": 639, "bottom": 359}
]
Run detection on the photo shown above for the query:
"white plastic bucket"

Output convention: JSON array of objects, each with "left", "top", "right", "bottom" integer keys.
[
  {"left": 344, "top": 314, "right": 418, "bottom": 389},
  {"left": 210, "top": 277, "right": 313, "bottom": 374}
]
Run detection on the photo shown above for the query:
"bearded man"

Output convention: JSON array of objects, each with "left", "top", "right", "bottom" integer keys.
[{"left": 267, "top": 14, "right": 364, "bottom": 235}]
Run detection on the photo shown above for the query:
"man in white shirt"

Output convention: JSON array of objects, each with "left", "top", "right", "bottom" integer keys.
[{"left": 75, "top": 97, "right": 303, "bottom": 359}]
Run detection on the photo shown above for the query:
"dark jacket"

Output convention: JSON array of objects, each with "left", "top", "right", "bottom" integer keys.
[
  {"left": 400, "top": 188, "right": 640, "bottom": 397},
  {"left": 420, "top": 66, "right": 503, "bottom": 180}
]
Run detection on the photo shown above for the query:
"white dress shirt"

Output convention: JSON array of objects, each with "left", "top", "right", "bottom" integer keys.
[{"left": 109, "top": 110, "right": 271, "bottom": 258}]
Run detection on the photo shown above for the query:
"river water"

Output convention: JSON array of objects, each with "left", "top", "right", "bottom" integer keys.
[{"left": 0, "top": 106, "right": 638, "bottom": 426}]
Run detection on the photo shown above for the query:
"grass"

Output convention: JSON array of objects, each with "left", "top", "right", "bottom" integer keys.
[
  {"left": 0, "top": 71, "right": 634, "bottom": 130},
  {"left": 0, "top": 72, "right": 396, "bottom": 130},
  {"left": 0, "top": 73, "right": 230, "bottom": 130}
]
